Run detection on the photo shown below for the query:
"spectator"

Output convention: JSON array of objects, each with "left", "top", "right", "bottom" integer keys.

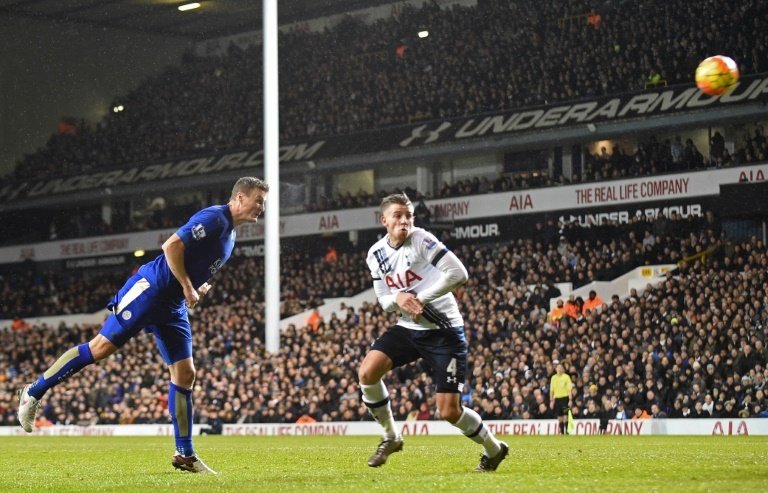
[
  {"left": 549, "top": 299, "right": 566, "bottom": 324},
  {"left": 632, "top": 407, "right": 651, "bottom": 420},
  {"left": 306, "top": 309, "right": 323, "bottom": 331},
  {"left": 200, "top": 410, "right": 223, "bottom": 435},
  {"left": 581, "top": 290, "right": 605, "bottom": 316}
]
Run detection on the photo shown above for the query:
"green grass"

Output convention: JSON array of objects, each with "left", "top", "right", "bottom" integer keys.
[{"left": 0, "top": 435, "right": 766, "bottom": 492}]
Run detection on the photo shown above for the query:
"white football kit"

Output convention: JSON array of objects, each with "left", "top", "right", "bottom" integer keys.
[{"left": 366, "top": 227, "right": 466, "bottom": 330}]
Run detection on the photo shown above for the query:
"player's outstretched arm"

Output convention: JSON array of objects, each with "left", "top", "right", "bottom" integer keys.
[{"left": 416, "top": 250, "right": 468, "bottom": 305}]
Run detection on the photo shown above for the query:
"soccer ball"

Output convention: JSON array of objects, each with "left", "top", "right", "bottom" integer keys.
[{"left": 695, "top": 55, "right": 739, "bottom": 96}]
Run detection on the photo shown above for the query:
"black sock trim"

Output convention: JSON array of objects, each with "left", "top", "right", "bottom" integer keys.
[
  {"left": 467, "top": 423, "right": 484, "bottom": 438},
  {"left": 364, "top": 396, "right": 390, "bottom": 409}
]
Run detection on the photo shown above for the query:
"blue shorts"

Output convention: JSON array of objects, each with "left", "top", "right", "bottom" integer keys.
[
  {"left": 100, "top": 274, "right": 192, "bottom": 365},
  {"left": 371, "top": 325, "right": 467, "bottom": 393}
]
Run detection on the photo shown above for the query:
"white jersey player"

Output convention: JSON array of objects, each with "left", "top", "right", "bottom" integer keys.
[
  {"left": 366, "top": 226, "right": 464, "bottom": 331},
  {"left": 357, "top": 193, "right": 508, "bottom": 472}
]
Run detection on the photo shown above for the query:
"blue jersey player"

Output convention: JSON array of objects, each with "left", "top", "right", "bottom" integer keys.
[{"left": 17, "top": 177, "right": 269, "bottom": 474}]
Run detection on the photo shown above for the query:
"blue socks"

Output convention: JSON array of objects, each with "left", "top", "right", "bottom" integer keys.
[
  {"left": 28, "top": 343, "right": 197, "bottom": 457},
  {"left": 28, "top": 343, "right": 94, "bottom": 400},
  {"left": 169, "top": 383, "right": 195, "bottom": 457}
]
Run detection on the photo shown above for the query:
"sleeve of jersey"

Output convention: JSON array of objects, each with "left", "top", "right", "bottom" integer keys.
[
  {"left": 176, "top": 208, "right": 223, "bottom": 249},
  {"left": 368, "top": 254, "right": 398, "bottom": 312},
  {"left": 416, "top": 248, "right": 469, "bottom": 305},
  {"left": 373, "top": 279, "right": 398, "bottom": 312}
]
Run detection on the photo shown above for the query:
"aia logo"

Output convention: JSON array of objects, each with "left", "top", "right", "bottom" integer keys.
[{"left": 385, "top": 270, "right": 423, "bottom": 289}]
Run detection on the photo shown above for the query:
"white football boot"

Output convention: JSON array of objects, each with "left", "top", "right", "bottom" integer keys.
[
  {"left": 172, "top": 454, "right": 218, "bottom": 474},
  {"left": 18, "top": 384, "right": 41, "bottom": 433}
]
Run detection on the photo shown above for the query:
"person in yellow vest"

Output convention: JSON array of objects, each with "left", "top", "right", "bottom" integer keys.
[{"left": 549, "top": 361, "right": 573, "bottom": 435}]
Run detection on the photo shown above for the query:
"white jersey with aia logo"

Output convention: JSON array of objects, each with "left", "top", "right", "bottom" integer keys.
[{"left": 366, "top": 227, "right": 464, "bottom": 331}]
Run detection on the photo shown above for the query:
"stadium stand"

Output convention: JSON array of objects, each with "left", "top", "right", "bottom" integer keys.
[
  {"left": 2, "top": 212, "right": 766, "bottom": 427},
  {"left": 0, "top": 250, "right": 369, "bottom": 320},
  {"left": 6, "top": 0, "right": 767, "bottom": 183},
  {"left": 1, "top": 129, "right": 765, "bottom": 248}
]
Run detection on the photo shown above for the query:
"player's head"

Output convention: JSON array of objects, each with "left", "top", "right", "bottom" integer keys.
[
  {"left": 380, "top": 193, "right": 414, "bottom": 216},
  {"left": 231, "top": 177, "right": 269, "bottom": 199},
  {"left": 229, "top": 177, "right": 269, "bottom": 225},
  {"left": 380, "top": 193, "right": 414, "bottom": 245}
]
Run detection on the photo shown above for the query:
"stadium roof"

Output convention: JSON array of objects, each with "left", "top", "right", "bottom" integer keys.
[{"left": 0, "top": 0, "right": 394, "bottom": 40}]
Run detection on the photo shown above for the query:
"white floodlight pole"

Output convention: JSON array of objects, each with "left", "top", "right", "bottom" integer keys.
[{"left": 263, "top": 0, "right": 280, "bottom": 353}]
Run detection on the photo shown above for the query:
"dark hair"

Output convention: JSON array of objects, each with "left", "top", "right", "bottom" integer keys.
[
  {"left": 379, "top": 193, "right": 413, "bottom": 215},
  {"left": 231, "top": 177, "right": 269, "bottom": 199}
]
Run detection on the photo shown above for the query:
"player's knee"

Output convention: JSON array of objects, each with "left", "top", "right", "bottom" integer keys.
[
  {"left": 89, "top": 335, "right": 118, "bottom": 362},
  {"left": 357, "top": 366, "right": 375, "bottom": 386},
  {"left": 181, "top": 370, "right": 195, "bottom": 388},
  {"left": 439, "top": 403, "right": 463, "bottom": 423},
  {"left": 174, "top": 365, "right": 196, "bottom": 388},
  {"left": 359, "top": 362, "right": 387, "bottom": 386}
]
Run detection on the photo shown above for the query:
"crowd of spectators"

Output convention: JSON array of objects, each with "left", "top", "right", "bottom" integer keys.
[
  {"left": 0, "top": 250, "right": 370, "bottom": 321},
  {"left": 7, "top": 125, "right": 762, "bottom": 248},
  {"left": 1, "top": 208, "right": 765, "bottom": 428},
  {"left": 73, "top": 123, "right": 768, "bottom": 230},
  {"left": 582, "top": 128, "right": 768, "bottom": 183},
  {"left": 8, "top": 0, "right": 767, "bottom": 183},
  {"left": 0, "top": 269, "right": 125, "bottom": 320},
  {"left": 0, "top": 204, "right": 722, "bottom": 320}
]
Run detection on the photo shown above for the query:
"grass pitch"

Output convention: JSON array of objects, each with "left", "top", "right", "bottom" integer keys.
[{"left": 0, "top": 435, "right": 766, "bottom": 492}]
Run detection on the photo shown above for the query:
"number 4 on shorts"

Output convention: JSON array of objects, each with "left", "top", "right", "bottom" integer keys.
[{"left": 446, "top": 358, "right": 457, "bottom": 383}]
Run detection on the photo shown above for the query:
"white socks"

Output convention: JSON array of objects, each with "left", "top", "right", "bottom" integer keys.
[
  {"left": 361, "top": 380, "right": 399, "bottom": 439},
  {"left": 453, "top": 407, "right": 502, "bottom": 457},
  {"left": 361, "top": 384, "right": 501, "bottom": 456}
]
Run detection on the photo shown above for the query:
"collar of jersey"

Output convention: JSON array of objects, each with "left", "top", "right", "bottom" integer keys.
[
  {"left": 386, "top": 234, "right": 410, "bottom": 250},
  {"left": 222, "top": 204, "right": 235, "bottom": 230}
]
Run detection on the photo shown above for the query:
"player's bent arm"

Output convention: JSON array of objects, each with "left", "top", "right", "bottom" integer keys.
[
  {"left": 162, "top": 233, "right": 197, "bottom": 296},
  {"left": 372, "top": 278, "right": 398, "bottom": 312},
  {"left": 416, "top": 250, "right": 468, "bottom": 304}
]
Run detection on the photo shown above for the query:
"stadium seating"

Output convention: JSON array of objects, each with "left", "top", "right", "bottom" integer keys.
[
  {"left": 1, "top": 212, "right": 765, "bottom": 427},
  {"left": 8, "top": 0, "right": 767, "bottom": 183},
  {"left": 0, "top": 251, "right": 369, "bottom": 320}
]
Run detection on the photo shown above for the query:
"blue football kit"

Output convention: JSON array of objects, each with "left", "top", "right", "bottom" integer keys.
[
  {"left": 24, "top": 197, "right": 250, "bottom": 463},
  {"left": 100, "top": 205, "right": 236, "bottom": 364}
]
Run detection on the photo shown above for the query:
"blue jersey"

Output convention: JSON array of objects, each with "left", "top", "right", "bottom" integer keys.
[{"left": 138, "top": 205, "right": 236, "bottom": 301}]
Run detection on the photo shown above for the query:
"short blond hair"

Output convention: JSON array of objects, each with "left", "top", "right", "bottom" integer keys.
[
  {"left": 379, "top": 193, "right": 413, "bottom": 215},
  {"left": 231, "top": 177, "right": 269, "bottom": 199}
]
